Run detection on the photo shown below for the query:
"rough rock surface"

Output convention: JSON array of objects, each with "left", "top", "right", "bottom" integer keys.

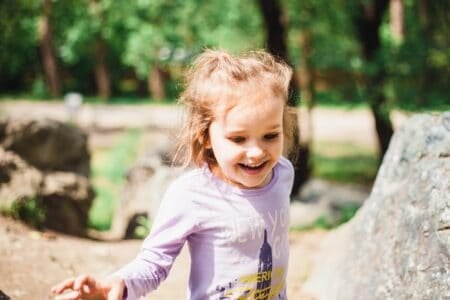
[
  {"left": 111, "top": 157, "right": 183, "bottom": 239},
  {"left": 303, "top": 113, "right": 450, "bottom": 299},
  {"left": 0, "top": 117, "right": 94, "bottom": 236},
  {"left": 40, "top": 172, "right": 94, "bottom": 236},
  {"left": 0, "top": 148, "right": 42, "bottom": 208},
  {"left": 0, "top": 117, "right": 90, "bottom": 176}
]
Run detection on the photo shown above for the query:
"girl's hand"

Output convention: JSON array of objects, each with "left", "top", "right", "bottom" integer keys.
[{"left": 51, "top": 274, "right": 125, "bottom": 300}]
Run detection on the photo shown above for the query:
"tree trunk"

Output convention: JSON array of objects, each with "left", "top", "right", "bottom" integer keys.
[
  {"left": 38, "top": 0, "right": 61, "bottom": 97},
  {"left": 94, "top": 38, "right": 111, "bottom": 100},
  {"left": 298, "top": 31, "right": 316, "bottom": 144},
  {"left": 148, "top": 65, "right": 166, "bottom": 101},
  {"left": 418, "top": 0, "right": 429, "bottom": 28},
  {"left": 257, "top": 0, "right": 311, "bottom": 195},
  {"left": 256, "top": 0, "right": 287, "bottom": 59},
  {"left": 390, "top": 0, "right": 404, "bottom": 41},
  {"left": 355, "top": 0, "right": 394, "bottom": 162}
]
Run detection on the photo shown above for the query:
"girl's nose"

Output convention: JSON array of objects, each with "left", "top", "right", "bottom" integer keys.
[{"left": 246, "top": 146, "right": 264, "bottom": 159}]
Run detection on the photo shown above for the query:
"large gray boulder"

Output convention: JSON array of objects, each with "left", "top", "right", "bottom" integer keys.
[
  {"left": 303, "top": 113, "right": 450, "bottom": 299},
  {"left": 0, "top": 117, "right": 90, "bottom": 176},
  {"left": 0, "top": 147, "right": 95, "bottom": 236},
  {"left": 0, "top": 117, "right": 94, "bottom": 236}
]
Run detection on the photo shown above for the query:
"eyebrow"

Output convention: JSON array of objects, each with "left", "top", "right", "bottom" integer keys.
[{"left": 225, "top": 124, "right": 282, "bottom": 134}]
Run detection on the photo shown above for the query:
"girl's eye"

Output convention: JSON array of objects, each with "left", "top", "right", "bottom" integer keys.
[
  {"left": 264, "top": 133, "right": 280, "bottom": 140},
  {"left": 228, "top": 136, "right": 246, "bottom": 144}
]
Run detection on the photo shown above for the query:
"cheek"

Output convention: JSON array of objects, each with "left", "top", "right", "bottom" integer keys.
[{"left": 271, "top": 139, "right": 284, "bottom": 156}]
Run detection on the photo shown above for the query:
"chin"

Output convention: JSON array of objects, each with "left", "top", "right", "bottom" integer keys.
[{"left": 241, "top": 178, "right": 268, "bottom": 189}]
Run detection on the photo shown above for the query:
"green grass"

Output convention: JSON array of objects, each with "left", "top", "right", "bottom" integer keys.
[
  {"left": 312, "top": 141, "right": 379, "bottom": 184},
  {"left": 88, "top": 129, "right": 142, "bottom": 231},
  {"left": 0, "top": 94, "right": 177, "bottom": 106},
  {"left": 3, "top": 91, "right": 448, "bottom": 111},
  {"left": 291, "top": 203, "right": 361, "bottom": 231},
  {"left": 299, "top": 90, "right": 450, "bottom": 112},
  {"left": 2, "top": 197, "right": 46, "bottom": 228},
  {"left": 83, "top": 96, "right": 177, "bottom": 105}
]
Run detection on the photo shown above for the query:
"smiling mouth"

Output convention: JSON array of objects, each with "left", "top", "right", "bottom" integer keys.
[{"left": 239, "top": 161, "right": 267, "bottom": 171}]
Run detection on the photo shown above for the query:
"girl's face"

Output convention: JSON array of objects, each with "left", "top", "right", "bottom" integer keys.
[{"left": 207, "top": 96, "right": 284, "bottom": 189}]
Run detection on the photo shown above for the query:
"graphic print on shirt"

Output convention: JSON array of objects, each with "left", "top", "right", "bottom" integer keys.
[
  {"left": 223, "top": 208, "right": 289, "bottom": 260},
  {"left": 216, "top": 229, "right": 285, "bottom": 299},
  {"left": 255, "top": 229, "right": 272, "bottom": 299}
]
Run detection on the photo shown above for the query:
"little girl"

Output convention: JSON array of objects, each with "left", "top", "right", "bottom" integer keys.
[{"left": 52, "top": 49, "right": 295, "bottom": 300}]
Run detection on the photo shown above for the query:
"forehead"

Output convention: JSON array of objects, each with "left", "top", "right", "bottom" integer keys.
[
  {"left": 213, "top": 82, "right": 284, "bottom": 120},
  {"left": 216, "top": 96, "right": 284, "bottom": 132}
]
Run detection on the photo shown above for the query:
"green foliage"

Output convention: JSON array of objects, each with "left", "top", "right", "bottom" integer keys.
[
  {"left": 0, "top": 0, "right": 448, "bottom": 108},
  {"left": 89, "top": 186, "right": 116, "bottom": 231},
  {"left": 122, "top": 0, "right": 262, "bottom": 80},
  {"left": 377, "top": 1, "right": 450, "bottom": 110},
  {"left": 312, "top": 141, "right": 378, "bottom": 184},
  {"left": 83, "top": 96, "right": 176, "bottom": 105},
  {"left": 292, "top": 203, "right": 361, "bottom": 231},
  {"left": 7, "top": 197, "right": 46, "bottom": 228},
  {"left": 0, "top": 0, "right": 40, "bottom": 91},
  {"left": 89, "top": 129, "right": 142, "bottom": 230},
  {"left": 133, "top": 215, "right": 151, "bottom": 239}
]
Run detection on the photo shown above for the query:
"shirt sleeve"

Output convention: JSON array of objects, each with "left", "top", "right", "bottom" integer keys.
[{"left": 113, "top": 177, "right": 197, "bottom": 300}]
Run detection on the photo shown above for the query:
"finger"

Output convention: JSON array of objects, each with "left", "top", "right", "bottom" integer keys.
[
  {"left": 73, "top": 274, "right": 94, "bottom": 290},
  {"left": 51, "top": 278, "right": 76, "bottom": 294},
  {"left": 54, "top": 290, "right": 81, "bottom": 300},
  {"left": 82, "top": 283, "right": 92, "bottom": 294}
]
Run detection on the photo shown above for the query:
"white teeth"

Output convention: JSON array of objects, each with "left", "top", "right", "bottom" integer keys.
[{"left": 244, "top": 162, "right": 264, "bottom": 168}]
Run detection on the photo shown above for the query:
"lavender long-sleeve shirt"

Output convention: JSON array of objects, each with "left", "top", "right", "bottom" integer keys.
[{"left": 114, "top": 157, "right": 294, "bottom": 300}]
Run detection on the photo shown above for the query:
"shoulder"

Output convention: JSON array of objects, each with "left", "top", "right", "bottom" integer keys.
[
  {"left": 275, "top": 156, "right": 295, "bottom": 191},
  {"left": 277, "top": 156, "right": 294, "bottom": 177},
  {"left": 165, "top": 167, "right": 210, "bottom": 195}
]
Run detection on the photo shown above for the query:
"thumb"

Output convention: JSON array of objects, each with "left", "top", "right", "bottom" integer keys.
[{"left": 106, "top": 280, "right": 125, "bottom": 300}]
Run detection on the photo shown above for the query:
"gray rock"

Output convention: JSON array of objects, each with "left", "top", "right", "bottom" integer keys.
[
  {"left": 0, "top": 117, "right": 95, "bottom": 236},
  {"left": 303, "top": 113, "right": 450, "bottom": 299},
  {"left": 0, "top": 148, "right": 42, "bottom": 208},
  {"left": 0, "top": 147, "right": 94, "bottom": 236},
  {"left": 0, "top": 117, "right": 90, "bottom": 177},
  {"left": 40, "top": 172, "right": 94, "bottom": 236}
]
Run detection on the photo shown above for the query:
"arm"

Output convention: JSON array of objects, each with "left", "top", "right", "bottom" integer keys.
[{"left": 113, "top": 179, "right": 197, "bottom": 299}]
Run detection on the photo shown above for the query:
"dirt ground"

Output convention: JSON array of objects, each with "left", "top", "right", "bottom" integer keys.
[{"left": 0, "top": 215, "right": 325, "bottom": 299}]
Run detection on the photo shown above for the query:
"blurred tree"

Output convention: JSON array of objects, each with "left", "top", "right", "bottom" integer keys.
[
  {"left": 412, "top": 0, "right": 449, "bottom": 106},
  {"left": 122, "top": 0, "right": 263, "bottom": 100},
  {"left": 39, "top": 0, "right": 61, "bottom": 97},
  {"left": 352, "top": 0, "right": 393, "bottom": 160},
  {"left": 1, "top": 0, "right": 447, "bottom": 111},
  {"left": 90, "top": 0, "right": 111, "bottom": 100},
  {"left": 51, "top": 0, "right": 131, "bottom": 99},
  {"left": 257, "top": 0, "right": 289, "bottom": 59},
  {"left": 390, "top": 0, "right": 404, "bottom": 41},
  {"left": 0, "top": 0, "right": 40, "bottom": 93}
]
